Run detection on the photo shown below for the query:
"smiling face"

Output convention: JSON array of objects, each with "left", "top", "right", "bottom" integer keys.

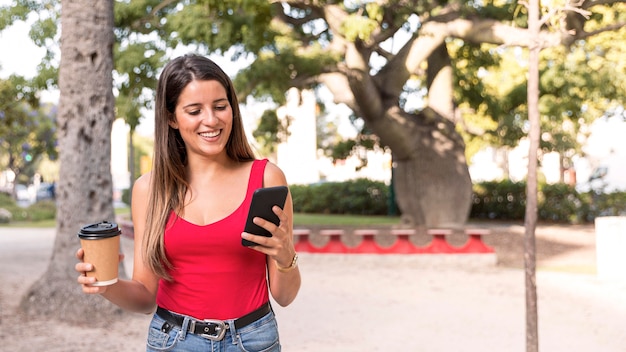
[{"left": 168, "top": 79, "right": 233, "bottom": 160}]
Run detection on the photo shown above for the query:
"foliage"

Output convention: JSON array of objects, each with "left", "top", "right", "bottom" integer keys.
[
  {"left": 252, "top": 109, "right": 283, "bottom": 156},
  {"left": 471, "top": 180, "right": 528, "bottom": 220},
  {"left": 3, "top": 1, "right": 625, "bottom": 152},
  {"left": 288, "top": 178, "right": 624, "bottom": 223},
  {"left": 587, "top": 191, "right": 626, "bottom": 219},
  {"left": 113, "top": 37, "right": 165, "bottom": 130},
  {"left": 121, "top": 188, "right": 131, "bottom": 206},
  {"left": 450, "top": 41, "right": 503, "bottom": 161},
  {"left": 0, "top": 192, "right": 13, "bottom": 207},
  {"left": 0, "top": 207, "right": 11, "bottom": 223},
  {"left": 0, "top": 192, "right": 55, "bottom": 222},
  {"left": 0, "top": 0, "right": 60, "bottom": 91},
  {"left": 0, "top": 77, "right": 57, "bottom": 184},
  {"left": 471, "top": 180, "right": 626, "bottom": 223},
  {"left": 131, "top": 133, "right": 154, "bottom": 178},
  {"left": 25, "top": 199, "right": 56, "bottom": 221},
  {"left": 458, "top": 30, "right": 626, "bottom": 177},
  {"left": 315, "top": 108, "right": 371, "bottom": 165},
  {"left": 2, "top": 0, "right": 626, "bottom": 228},
  {"left": 290, "top": 179, "right": 391, "bottom": 216},
  {"left": 538, "top": 183, "right": 584, "bottom": 223}
]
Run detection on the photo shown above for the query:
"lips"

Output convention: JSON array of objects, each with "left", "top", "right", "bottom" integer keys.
[{"left": 199, "top": 130, "right": 221, "bottom": 138}]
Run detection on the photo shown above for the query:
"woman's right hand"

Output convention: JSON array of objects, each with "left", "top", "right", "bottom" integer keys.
[{"left": 74, "top": 247, "right": 122, "bottom": 294}]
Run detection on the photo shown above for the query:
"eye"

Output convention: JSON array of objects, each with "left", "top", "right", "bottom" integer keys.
[
  {"left": 187, "top": 109, "right": 201, "bottom": 116},
  {"left": 215, "top": 105, "right": 228, "bottom": 111}
]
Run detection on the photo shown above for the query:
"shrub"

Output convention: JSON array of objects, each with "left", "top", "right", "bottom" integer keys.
[
  {"left": 539, "top": 183, "right": 585, "bottom": 223},
  {"left": 470, "top": 180, "right": 527, "bottom": 220},
  {"left": 587, "top": 191, "right": 626, "bottom": 219},
  {"left": 0, "top": 193, "right": 24, "bottom": 222},
  {"left": 0, "top": 192, "right": 56, "bottom": 222},
  {"left": 0, "top": 193, "right": 14, "bottom": 207},
  {"left": 121, "top": 188, "right": 131, "bottom": 206},
  {"left": 27, "top": 200, "right": 57, "bottom": 221},
  {"left": 470, "top": 180, "right": 626, "bottom": 223},
  {"left": 291, "top": 178, "right": 626, "bottom": 222},
  {"left": 291, "top": 179, "right": 391, "bottom": 215},
  {"left": 0, "top": 208, "right": 12, "bottom": 223}
]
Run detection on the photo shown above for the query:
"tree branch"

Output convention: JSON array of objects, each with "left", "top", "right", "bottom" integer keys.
[
  {"left": 271, "top": 2, "right": 324, "bottom": 27},
  {"left": 578, "top": 21, "right": 626, "bottom": 38},
  {"left": 317, "top": 72, "right": 356, "bottom": 108},
  {"left": 373, "top": 46, "right": 394, "bottom": 60},
  {"left": 130, "top": 0, "right": 179, "bottom": 31},
  {"left": 582, "top": 0, "right": 626, "bottom": 9}
]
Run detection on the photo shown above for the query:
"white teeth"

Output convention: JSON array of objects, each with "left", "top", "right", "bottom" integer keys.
[{"left": 200, "top": 130, "right": 220, "bottom": 138}]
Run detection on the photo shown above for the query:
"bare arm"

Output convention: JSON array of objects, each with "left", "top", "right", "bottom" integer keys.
[
  {"left": 75, "top": 172, "right": 159, "bottom": 314},
  {"left": 241, "top": 162, "right": 301, "bottom": 306}
]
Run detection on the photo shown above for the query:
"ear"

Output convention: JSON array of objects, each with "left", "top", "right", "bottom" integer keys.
[{"left": 168, "top": 114, "right": 179, "bottom": 129}]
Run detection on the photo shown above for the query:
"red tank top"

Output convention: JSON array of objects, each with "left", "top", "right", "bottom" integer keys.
[{"left": 156, "top": 159, "right": 269, "bottom": 320}]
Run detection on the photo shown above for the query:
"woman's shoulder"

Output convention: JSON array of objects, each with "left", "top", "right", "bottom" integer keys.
[
  {"left": 133, "top": 171, "right": 152, "bottom": 194},
  {"left": 261, "top": 159, "right": 288, "bottom": 187}
]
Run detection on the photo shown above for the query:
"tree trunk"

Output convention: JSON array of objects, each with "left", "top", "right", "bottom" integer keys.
[
  {"left": 19, "top": 0, "right": 126, "bottom": 324},
  {"left": 525, "top": 0, "right": 541, "bottom": 350},
  {"left": 128, "top": 127, "right": 135, "bottom": 213},
  {"left": 392, "top": 109, "right": 472, "bottom": 228},
  {"left": 382, "top": 43, "right": 472, "bottom": 228}
]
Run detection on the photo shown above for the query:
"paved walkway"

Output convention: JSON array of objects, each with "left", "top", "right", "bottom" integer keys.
[{"left": 1, "top": 227, "right": 626, "bottom": 351}]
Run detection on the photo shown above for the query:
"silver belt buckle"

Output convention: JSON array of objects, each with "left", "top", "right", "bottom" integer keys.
[{"left": 194, "top": 319, "right": 227, "bottom": 341}]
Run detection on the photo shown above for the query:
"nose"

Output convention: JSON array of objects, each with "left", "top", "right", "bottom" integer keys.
[{"left": 201, "top": 110, "right": 218, "bottom": 125}]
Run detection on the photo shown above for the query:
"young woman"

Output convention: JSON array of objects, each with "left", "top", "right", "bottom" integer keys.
[{"left": 76, "top": 54, "right": 301, "bottom": 351}]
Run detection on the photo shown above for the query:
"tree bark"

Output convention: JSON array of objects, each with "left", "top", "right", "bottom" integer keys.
[
  {"left": 19, "top": 0, "right": 126, "bottom": 324},
  {"left": 324, "top": 33, "right": 473, "bottom": 228},
  {"left": 391, "top": 108, "right": 472, "bottom": 228},
  {"left": 525, "top": 0, "right": 541, "bottom": 350},
  {"left": 377, "top": 43, "right": 472, "bottom": 228},
  {"left": 128, "top": 128, "right": 136, "bottom": 212}
]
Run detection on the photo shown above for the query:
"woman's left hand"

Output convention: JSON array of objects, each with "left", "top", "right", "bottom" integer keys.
[{"left": 241, "top": 205, "right": 296, "bottom": 268}]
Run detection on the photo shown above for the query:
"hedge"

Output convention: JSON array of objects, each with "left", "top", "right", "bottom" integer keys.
[{"left": 2, "top": 179, "right": 624, "bottom": 224}]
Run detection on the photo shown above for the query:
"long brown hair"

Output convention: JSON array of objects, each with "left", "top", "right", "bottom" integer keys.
[{"left": 144, "top": 54, "right": 256, "bottom": 279}]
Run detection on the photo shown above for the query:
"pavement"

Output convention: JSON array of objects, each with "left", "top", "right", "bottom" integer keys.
[{"left": 1, "top": 226, "right": 626, "bottom": 351}]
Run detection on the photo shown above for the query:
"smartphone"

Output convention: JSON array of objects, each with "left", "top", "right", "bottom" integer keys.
[{"left": 242, "top": 186, "right": 289, "bottom": 247}]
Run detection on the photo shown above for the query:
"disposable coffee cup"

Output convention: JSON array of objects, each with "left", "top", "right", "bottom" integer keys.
[{"left": 77, "top": 221, "right": 121, "bottom": 286}]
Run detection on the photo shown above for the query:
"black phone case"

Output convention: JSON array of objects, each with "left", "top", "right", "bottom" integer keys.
[{"left": 242, "top": 186, "right": 288, "bottom": 246}]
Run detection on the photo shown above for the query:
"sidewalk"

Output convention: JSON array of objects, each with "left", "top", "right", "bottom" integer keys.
[{"left": 1, "top": 227, "right": 625, "bottom": 351}]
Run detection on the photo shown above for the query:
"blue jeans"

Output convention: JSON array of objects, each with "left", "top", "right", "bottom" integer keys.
[{"left": 146, "top": 309, "right": 281, "bottom": 352}]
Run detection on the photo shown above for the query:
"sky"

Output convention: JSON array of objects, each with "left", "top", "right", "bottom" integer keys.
[
  {"left": 0, "top": 8, "right": 46, "bottom": 79},
  {"left": 0, "top": 1, "right": 59, "bottom": 105}
]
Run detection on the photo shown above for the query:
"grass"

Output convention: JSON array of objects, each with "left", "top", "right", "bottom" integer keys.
[
  {"left": 294, "top": 213, "right": 400, "bottom": 226},
  {"left": 0, "top": 219, "right": 56, "bottom": 228},
  {"left": 115, "top": 206, "right": 130, "bottom": 216}
]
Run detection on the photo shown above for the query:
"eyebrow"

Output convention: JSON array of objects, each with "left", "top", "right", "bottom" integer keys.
[{"left": 181, "top": 98, "right": 229, "bottom": 110}]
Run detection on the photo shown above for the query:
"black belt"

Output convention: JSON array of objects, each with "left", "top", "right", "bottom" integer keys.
[{"left": 156, "top": 302, "right": 271, "bottom": 341}]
